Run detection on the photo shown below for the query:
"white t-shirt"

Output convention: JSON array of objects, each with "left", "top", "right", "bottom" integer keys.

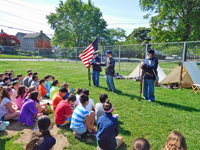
[
  {"left": 78, "top": 98, "right": 94, "bottom": 112},
  {"left": 10, "top": 89, "right": 17, "bottom": 103},
  {"left": 74, "top": 94, "right": 81, "bottom": 108},
  {"left": 0, "top": 97, "right": 12, "bottom": 118}
]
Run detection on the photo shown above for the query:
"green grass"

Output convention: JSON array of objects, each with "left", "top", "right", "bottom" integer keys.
[
  {"left": 0, "top": 54, "right": 42, "bottom": 59},
  {"left": 0, "top": 61, "right": 200, "bottom": 150},
  {"left": 0, "top": 132, "right": 25, "bottom": 150}
]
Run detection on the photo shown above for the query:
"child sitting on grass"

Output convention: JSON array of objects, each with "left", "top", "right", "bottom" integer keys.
[
  {"left": 162, "top": 131, "right": 187, "bottom": 150},
  {"left": 0, "top": 86, "right": 20, "bottom": 121},
  {"left": 61, "top": 81, "right": 74, "bottom": 100},
  {"left": 44, "top": 75, "right": 51, "bottom": 98},
  {"left": 10, "top": 81, "right": 20, "bottom": 103},
  {"left": 133, "top": 138, "right": 150, "bottom": 150},
  {"left": 18, "top": 91, "right": 42, "bottom": 126},
  {"left": 82, "top": 89, "right": 94, "bottom": 112},
  {"left": 17, "top": 74, "right": 24, "bottom": 85},
  {"left": 15, "top": 85, "right": 26, "bottom": 110},
  {"left": 52, "top": 87, "right": 68, "bottom": 111},
  {"left": 24, "top": 85, "right": 37, "bottom": 99},
  {"left": 74, "top": 88, "right": 83, "bottom": 108},
  {"left": 96, "top": 99, "right": 123, "bottom": 150},
  {"left": 95, "top": 93, "right": 108, "bottom": 123},
  {"left": 50, "top": 80, "right": 60, "bottom": 100},
  {"left": 26, "top": 115, "right": 56, "bottom": 150},
  {"left": 23, "top": 72, "right": 33, "bottom": 87},
  {"left": 54, "top": 94, "right": 76, "bottom": 127},
  {"left": 49, "top": 75, "right": 54, "bottom": 88},
  {"left": 25, "top": 69, "right": 32, "bottom": 78},
  {"left": 28, "top": 72, "right": 38, "bottom": 87},
  {"left": 38, "top": 79, "right": 47, "bottom": 100},
  {"left": 70, "top": 95, "right": 97, "bottom": 139}
]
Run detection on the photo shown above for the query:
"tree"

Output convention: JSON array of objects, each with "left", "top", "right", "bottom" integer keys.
[
  {"left": 139, "top": 0, "right": 200, "bottom": 42},
  {"left": 0, "top": 33, "right": 20, "bottom": 46},
  {"left": 100, "top": 28, "right": 127, "bottom": 45},
  {"left": 46, "top": 0, "right": 107, "bottom": 47},
  {"left": 35, "top": 39, "right": 52, "bottom": 49},
  {"left": 126, "top": 27, "right": 151, "bottom": 44}
]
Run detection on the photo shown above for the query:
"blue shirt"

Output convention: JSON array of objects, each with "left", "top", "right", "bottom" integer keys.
[
  {"left": 45, "top": 81, "right": 51, "bottom": 94},
  {"left": 97, "top": 113, "right": 119, "bottom": 150},
  {"left": 143, "top": 56, "right": 158, "bottom": 80},
  {"left": 70, "top": 105, "right": 89, "bottom": 129}
]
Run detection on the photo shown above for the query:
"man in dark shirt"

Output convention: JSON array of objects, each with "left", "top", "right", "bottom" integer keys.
[
  {"left": 141, "top": 49, "right": 158, "bottom": 102},
  {"left": 101, "top": 50, "right": 116, "bottom": 93},
  {"left": 90, "top": 52, "right": 101, "bottom": 87}
]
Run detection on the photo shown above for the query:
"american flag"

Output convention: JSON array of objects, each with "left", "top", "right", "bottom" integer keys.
[{"left": 79, "top": 37, "right": 99, "bottom": 68}]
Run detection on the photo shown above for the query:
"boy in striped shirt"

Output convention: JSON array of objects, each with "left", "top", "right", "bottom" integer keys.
[{"left": 70, "top": 95, "right": 96, "bottom": 138}]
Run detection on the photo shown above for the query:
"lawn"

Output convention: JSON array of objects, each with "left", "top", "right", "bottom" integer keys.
[
  {"left": 0, "top": 61, "right": 200, "bottom": 150},
  {"left": 0, "top": 54, "right": 43, "bottom": 59}
]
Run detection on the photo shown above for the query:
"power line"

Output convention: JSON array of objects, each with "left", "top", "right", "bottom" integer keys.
[
  {"left": 1, "top": 18, "right": 42, "bottom": 32},
  {"left": 0, "top": 2, "right": 48, "bottom": 16},
  {"left": 0, "top": 24, "right": 53, "bottom": 37},
  {"left": 2, "top": 0, "right": 52, "bottom": 14},
  {"left": 0, "top": 10, "right": 50, "bottom": 27}
]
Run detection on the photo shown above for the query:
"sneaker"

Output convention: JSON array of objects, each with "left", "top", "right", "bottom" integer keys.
[
  {"left": 87, "top": 129, "right": 97, "bottom": 136},
  {"left": 107, "top": 89, "right": 111, "bottom": 91},
  {"left": 112, "top": 91, "right": 115, "bottom": 93},
  {"left": 0, "top": 121, "right": 9, "bottom": 131},
  {"left": 0, "top": 121, "right": 9, "bottom": 126},
  {"left": 73, "top": 131, "right": 82, "bottom": 139},
  {"left": 148, "top": 100, "right": 154, "bottom": 102}
]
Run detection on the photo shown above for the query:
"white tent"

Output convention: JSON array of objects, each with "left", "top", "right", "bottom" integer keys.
[
  {"left": 127, "top": 62, "right": 166, "bottom": 83},
  {"left": 160, "top": 61, "right": 200, "bottom": 87}
]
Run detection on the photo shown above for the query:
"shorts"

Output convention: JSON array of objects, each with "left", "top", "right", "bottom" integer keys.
[
  {"left": 98, "top": 140, "right": 118, "bottom": 150},
  {"left": 58, "top": 118, "right": 71, "bottom": 127},
  {"left": 72, "top": 124, "right": 87, "bottom": 134}
]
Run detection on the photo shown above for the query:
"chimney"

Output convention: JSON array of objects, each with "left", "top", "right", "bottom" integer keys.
[
  {"left": 40, "top": 30, "right": 43, "bottom": 40},
  {"left": 1, "top": 29, "right": 3, "bottom": 34}
]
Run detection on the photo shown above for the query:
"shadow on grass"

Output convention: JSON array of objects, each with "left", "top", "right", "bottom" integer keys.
[
  {"left": 5, "top": 120, "right": 35, "bottom": 132},
  {"left": 155, "top": 101, "right": 200, "bottom": 112},
  {"left": 98, "top": 86, "right": 138, "bottom": 100},
  {"left": 119, "top": 121, "right": 131, "bottom": 136}
]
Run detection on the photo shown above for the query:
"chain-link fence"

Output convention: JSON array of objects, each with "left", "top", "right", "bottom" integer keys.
[{"left": 0, "top": 41, "right": 200, "bottom": 74}]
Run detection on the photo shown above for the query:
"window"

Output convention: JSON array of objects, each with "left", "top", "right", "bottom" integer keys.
[{"left": 28, "top": 38, "right": 31, "bottom": 43}]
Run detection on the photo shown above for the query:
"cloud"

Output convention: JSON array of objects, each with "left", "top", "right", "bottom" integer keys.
[{"left": 0, "top": 0, "right": 56, "bottom": 37}]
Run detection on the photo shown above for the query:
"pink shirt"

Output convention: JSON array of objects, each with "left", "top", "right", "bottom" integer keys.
[{"left": 16, "top": 94, "right": 25, "bottom": 110}]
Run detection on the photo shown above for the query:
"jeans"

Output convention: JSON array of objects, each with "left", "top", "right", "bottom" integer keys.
[
  {"left": 143, "top": 79, "right": 155, "bottom": 101},
  {"left": 92, "top": 71, "right": 100, "bottom": 86},
  {"left": 106, "top": 75, "right": 115, "bottom": 92}
]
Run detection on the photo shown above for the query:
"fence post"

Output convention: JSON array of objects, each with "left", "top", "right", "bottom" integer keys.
[
  {"left": 182, "top": 42, "right": 187, "bottom": 62},
  {"left": 19, "top": 47, "right": 21, "bottom": 61},
  {"left": 54, "top": 48, "right": 56, "bottom": 62},
  {"left": 60, "top": 48, "right": 61, "bottom": 62},
  {"left": 67, "top": 48, "right": 69, "bottom": 63},
  {"left": 38, "top": 48, "right": 40, "bottom": 61},
  {"left": 101, "top": 46, "right": 103, "bottom": 62},
  {"left": 76, "top": 48, "right": 78, "bottom": 64},
  {"left": 119, "top": 45, "right": 121, "bottom": 71},
  {"left": 145, "top": 44, "right": 148, "bottom": 59}
]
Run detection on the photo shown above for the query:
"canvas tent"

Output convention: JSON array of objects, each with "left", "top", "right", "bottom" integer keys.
[
  {"left": 160, "top": 61, "right": 200, "bottom": 87},
  {"left": 127, "top": 62, "right": 166, "bottom": 83}
]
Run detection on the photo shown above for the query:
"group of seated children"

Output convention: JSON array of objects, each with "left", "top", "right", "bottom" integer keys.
[{"left": 0, "top": 70, "right": 188, "bottom": 150}]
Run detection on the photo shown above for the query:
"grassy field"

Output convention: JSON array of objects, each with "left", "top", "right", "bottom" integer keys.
[
  {"left": 0, "top": 54, "right": 42, "bottom": 59},
  {"left": 0, "top": 61, "right": 200, "bottom": 150}
]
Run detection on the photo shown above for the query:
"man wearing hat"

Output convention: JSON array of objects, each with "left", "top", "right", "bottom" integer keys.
[
  {"left": 141, "top": 49, "right": 158, "bottom": 102},
  {"left": 90, "top": 51, "right": 101, "bottom": 87},
  {"left": 101, "top": 50, "right": 115, "bottom": 93}
]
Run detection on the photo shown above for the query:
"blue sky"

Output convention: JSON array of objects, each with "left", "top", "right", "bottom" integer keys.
[{"left": 0, "top": 0, "right": 149, "bottom": 37}]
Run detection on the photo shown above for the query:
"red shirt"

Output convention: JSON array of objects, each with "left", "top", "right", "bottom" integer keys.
[
  {"left": 38, "top": 85, "right": 47, "bottom": 97},
  {"left": 54, "top": 100, "right": 72, "bottom": 124},
  {"left": 52, "top": 92, "right": 63, "bottom": 111}
]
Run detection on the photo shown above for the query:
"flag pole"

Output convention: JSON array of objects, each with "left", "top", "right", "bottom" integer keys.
[{"left": 88, "top": 58, "right": 91, "bottom": 86}]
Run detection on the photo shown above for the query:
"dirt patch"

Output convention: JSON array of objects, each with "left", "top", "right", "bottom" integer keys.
[{"left": 3, "top": 120, "right": 69, "bottom": 150}]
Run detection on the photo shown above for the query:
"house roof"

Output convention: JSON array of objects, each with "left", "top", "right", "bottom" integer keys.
[
  {"left": 16, "top": 32, "right": 26, "bottom": 37},
  {"left": 23, "top": 33, "right": 50, "bottom": 40}
]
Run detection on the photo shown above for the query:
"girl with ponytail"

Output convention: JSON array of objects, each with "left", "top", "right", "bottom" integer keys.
[
  {"left": 26, "top": 115, "right": 56, "bottom": 150},
  {"left": 162, "top": 131, "right": 187, "bottom": 150},
  {"left": 96, "top": 99, "right": 123, "bottom": 150}
]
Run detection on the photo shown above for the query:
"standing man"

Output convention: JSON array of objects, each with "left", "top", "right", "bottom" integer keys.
[
  {"left": 101, "top": 50, "right": 115, "bottom": 93},
  {"left": 141, "top": 49, "right": 158, "bottom": 102},
  {"left": 90, "top": 52, "right": 101, "bottom": 87}
]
